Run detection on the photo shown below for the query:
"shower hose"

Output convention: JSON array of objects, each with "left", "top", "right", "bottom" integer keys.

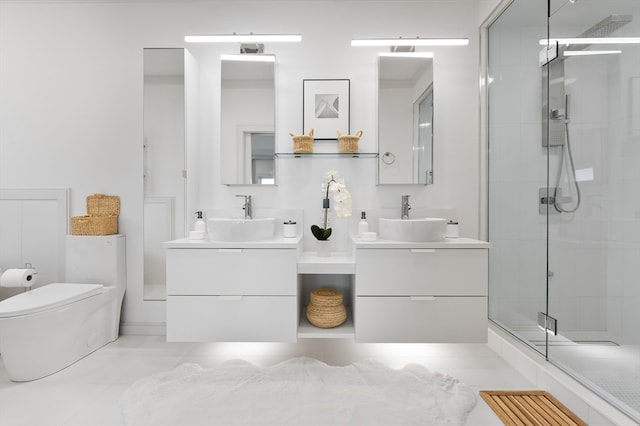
[{"left": 553, "top": 117, "right": 581, "bottom": 213}]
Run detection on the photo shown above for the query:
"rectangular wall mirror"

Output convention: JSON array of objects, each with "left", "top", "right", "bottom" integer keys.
[
  {"left": 378, "top": 55, "right": 434, "bottom": 185},
  {"left": 220, "top": 55, "right": 276, "bottom": 185}
]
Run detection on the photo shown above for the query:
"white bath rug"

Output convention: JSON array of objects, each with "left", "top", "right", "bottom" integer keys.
[{"left": 120, "top": 357, "right": 476, "bottom": 426}]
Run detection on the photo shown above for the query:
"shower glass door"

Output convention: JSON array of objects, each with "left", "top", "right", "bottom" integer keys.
[
  {"left": 487, "top": 0, "right": 550, "bottom": 356},
  {"left": 488, "top": 0, "right": 640, "bottom": 421},
  {"left": 546, "top": 1, "right": 640, "bottom": 420}
]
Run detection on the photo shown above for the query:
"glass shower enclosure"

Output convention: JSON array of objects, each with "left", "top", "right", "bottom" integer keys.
[{"left": 486, "top": 0, "right": 640, "bottom": 421}]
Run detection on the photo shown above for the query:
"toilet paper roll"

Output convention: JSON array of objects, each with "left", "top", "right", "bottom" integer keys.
[{"left": 0, "top": 268, "right": 38, "bottom": 288}]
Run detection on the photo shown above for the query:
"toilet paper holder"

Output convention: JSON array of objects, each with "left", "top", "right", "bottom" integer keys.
[{"left": 0, "top": 263, "right": 38, "bottom": 291}]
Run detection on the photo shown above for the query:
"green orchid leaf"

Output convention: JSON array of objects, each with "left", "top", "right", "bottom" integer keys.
[{"left": 311, "top": 225, "right": 332, "bottom": 240}]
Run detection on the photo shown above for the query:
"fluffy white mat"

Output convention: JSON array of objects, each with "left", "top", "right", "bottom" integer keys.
[{"left": 120, "top": 357, "right": 476, "bottom": 426}]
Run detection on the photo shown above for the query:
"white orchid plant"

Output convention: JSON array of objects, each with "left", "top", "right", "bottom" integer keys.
[{"left": 311, "top": 170, "right": 352, "bottom": 240}]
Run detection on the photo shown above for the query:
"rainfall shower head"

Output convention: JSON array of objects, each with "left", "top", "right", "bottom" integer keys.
[
  {"left": 579, "top": 14, "right": 632, "bottom": 38},
  {"left": 564, "top": 14, "right": 632, "bottom": 52}
]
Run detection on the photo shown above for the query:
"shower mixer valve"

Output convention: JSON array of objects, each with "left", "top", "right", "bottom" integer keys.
[{"left": 538, "top": 187, "right": 570, "bottom": 215}]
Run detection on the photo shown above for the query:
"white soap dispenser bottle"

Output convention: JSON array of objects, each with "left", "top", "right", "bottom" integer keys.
[
  {"left": 189, "top": 211, "right": 207, "bottom": 240},
  {"left": 194, "top": 211, "right": 206, "bottom": 232},
  {"left": 358, "top": 211, "right": 369, "bottom": 237}
]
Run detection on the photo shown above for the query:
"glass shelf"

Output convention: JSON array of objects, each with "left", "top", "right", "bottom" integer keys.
[{"left": 275, "top": 152, "right": 378, "bottom": 158}]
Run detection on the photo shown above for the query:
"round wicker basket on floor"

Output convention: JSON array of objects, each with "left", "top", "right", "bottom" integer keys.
[{"left": 306, "top": 288, "right": 347, "bottom": 328}]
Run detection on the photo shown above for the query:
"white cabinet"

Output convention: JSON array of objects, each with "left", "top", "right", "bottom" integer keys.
[
  {"left": 166, "top": 247, "right": 298, "bottom": 342},
  {"left": 354, "top": 246, "right": 488, "bottom": 343},
  {"left": 165, "top": 238, "right": 489, "bottom": 344}
]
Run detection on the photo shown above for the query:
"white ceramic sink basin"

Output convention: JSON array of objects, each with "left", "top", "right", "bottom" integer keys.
[
  {"left": 207, "top": 217, "right": 276, "bottom": 241},
  {"left": 378, "top": 217, "right": 447, "bottom": 242}
]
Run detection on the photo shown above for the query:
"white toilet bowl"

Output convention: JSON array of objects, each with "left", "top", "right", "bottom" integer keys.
[{"left": 0, "top": 235, "right": 126, "bottom": 381}]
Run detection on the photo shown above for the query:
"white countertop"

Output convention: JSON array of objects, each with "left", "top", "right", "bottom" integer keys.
[
  {"left": 164, "top": 235, "right": 302, "bottom": 249},
  {"left": 164, "top": 236, "right": 489, "bottom": 250},
  {"left": 352, "top": 236, "right": 490, "bottom": 249}
]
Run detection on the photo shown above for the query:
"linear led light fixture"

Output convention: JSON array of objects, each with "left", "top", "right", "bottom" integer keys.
[
  {"left": 539, "top": 37, "right": 640, "bottom": 45},
  {"left": 185, "top": 34, "right": 301, "bottom": 43},
  {"left": 379, "top": 51, "right": 434, "bottom": 58},
  {"left": 220, "top": 54, "right": 275, "bottom": 62},
  {"left": 563, "top": 50, "right": 621, "bottom": 57},
  {"left": 352, "top": 38, "right": 468, "bottom": 47}
]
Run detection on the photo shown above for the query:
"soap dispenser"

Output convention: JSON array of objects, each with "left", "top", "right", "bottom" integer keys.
[
  {"left": 189, "top": 211, "right": 206, "bottom": 240},
  {"left": 358, "top": 211, "right": 369, "bottom": 237}
]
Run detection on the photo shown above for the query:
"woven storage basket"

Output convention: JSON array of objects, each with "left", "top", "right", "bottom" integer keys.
[
  {"left": 310, "top": 287, "right": 343, "bottom": 307},
  {"left": 71, "top": 193, "right": 120, "bottom": 235},
  {"left": 306, "top": 288, "right": 347, "bottom": 328},
  {"left": 87, "top": 193, "right": 120, "bottom": 216},
  {"left": 290, "top": 128, "right": 314, "bottom": 153},
  {"left": 71, "top": 215, "right": 118, "bottom": 235},
  {"left": 337, "top": 130, "right": 362, "bottom": 153}
]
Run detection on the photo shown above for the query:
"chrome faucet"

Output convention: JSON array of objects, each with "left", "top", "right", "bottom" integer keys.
[
  {"left": 236, "top": 195, "right": 252, "bottom": 219},
  {"left": 401, "top": 195, "right": 411, "bottom": 219}
]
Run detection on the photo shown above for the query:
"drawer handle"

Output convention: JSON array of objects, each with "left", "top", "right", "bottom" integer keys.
[
  {"left": 410, "top": 249, "right": 436, "bottom": 254},
  {"left": 218, "top": 295, "right": 243, "bottom": 301},
  {"left": 218, "top": 249, "right": 243, "bottom": 254},
  {"left": 410, "top": 296, "right": 436, "bottom": 302}
]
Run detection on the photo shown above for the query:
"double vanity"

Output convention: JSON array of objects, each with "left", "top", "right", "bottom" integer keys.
[{"left": 165, "top": 216, "right": 489, "bottom": 344}]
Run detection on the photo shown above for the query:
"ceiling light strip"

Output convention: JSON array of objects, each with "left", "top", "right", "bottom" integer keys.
[
  {"left": 352, "top": 38, "right": 468, "bottom": 47},
  {"left": 563, "top": 50, "right": 621, "bottom": 56},
  {"left": 185, "top": 34, "right": 302, "bottom": 43},
  {"left": 378, "top": 52, "right": 434, "bottom": 58},
  {"left": 539, "top": 37, "right": 640, "bottom": 45}
]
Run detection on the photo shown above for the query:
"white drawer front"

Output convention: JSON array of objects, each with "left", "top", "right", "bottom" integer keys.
[
  {"left": 167, "top": 248, "right": 297, "bottom": 295},
  {"left": 356, "top": 248, "right": 487, "bottom": 296},
  {"left": 167, "top": 295, "right": 297, "bottom": 342},
  {"left": 355, "top": 296, "right": 487, "bottom": 343}
]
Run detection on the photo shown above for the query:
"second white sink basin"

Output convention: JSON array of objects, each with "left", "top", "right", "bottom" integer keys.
[
  {"left": 378, "top": 217, "right": 447, "bottom": 242},
  {"left": 207, "top": 217, "right": 275, "bottom": 242}
]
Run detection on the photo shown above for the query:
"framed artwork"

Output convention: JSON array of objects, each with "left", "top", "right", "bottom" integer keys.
[{"left": 303, "top": 79, "right": 350, "bottom": 140}]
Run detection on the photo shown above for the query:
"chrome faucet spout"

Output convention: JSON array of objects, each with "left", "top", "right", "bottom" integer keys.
[
  {"left": 401, "top": 195, "right": 411, "bottom": 219},
  {"left": 236, "top": 195, "right": 252, "bottom": 219}
]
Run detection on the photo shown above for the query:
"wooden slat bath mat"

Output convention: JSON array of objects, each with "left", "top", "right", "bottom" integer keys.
[{"left": 480, "top": 390, "right": 587, "bottom": 426}]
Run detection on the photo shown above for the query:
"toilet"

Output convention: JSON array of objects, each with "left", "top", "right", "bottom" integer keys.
[{"left": 0, "top": 234, "right": 126, "bottom": 381}]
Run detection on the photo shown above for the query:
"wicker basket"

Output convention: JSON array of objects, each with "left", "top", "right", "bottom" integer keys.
[
  {"left": 70, "top": 215, "right": 118, "bottom": 235},
  {"left": 71, "top": 193, "right": 120, "bottom": 235},
  {"left": 310, "top": 288, "right": 343, "bottom": 307},
  {"left": 337, "top": 130, "right": 362, "bottom": 153},
  {"left": 306, "top": 288, "right": 347, "bottom": 328},
  {"left": 87, "top": 193, "right": 120, "bottom": 216},
  {"left": 290, "top": 128, "right": 314, "bottom": 153}
]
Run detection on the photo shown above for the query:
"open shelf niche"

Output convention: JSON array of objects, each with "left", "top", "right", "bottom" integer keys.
[{"left": 297, "top": 252, "right": 355, "bottom": 339}]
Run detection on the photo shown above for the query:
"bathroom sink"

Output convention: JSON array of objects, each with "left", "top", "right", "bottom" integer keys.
[
  {"left": 378, "top": 217, "right": 447, "bottom": 242},
  {"left": 207, "top": 217, "right": 276, "bottom": 241}
]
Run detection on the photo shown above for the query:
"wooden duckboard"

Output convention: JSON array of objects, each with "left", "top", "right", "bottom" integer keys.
[{"left": 480, "top": 390, "right": 587, "bottom": 426}]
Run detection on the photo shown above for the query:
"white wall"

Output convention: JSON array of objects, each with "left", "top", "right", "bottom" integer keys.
[{"left": 0, "top": 0, "right": 481, "bottom": 328}]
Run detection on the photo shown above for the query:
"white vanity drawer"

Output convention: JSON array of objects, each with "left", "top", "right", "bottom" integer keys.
[
  {"left": 167, "top": 295, "right": 297, "bottom": 342},
  {"left": 166, "top": 248, "right": 297, "bottom": 295},
  {"left": 355, "top": 296, "right": 487, "bottom": 343},
  {"left": 355, "top": 248, "right": 487, "bottom": 296}
]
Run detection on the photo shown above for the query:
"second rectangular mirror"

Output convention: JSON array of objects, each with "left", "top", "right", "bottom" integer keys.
[
  {"left": 220, "top": 55, "right": 276, "bottom": 185},
  {"left": 378, "top": 54, "right": 433, "bottom": 185}
]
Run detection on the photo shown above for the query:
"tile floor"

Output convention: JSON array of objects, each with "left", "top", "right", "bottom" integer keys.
[{"left": 0, "top": 335, "right": 537, "bottom": 426}]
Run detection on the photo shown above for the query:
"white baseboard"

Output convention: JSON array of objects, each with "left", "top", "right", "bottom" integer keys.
[{"left": 120, "top": 322, "right": 166, "bottom": 336}]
